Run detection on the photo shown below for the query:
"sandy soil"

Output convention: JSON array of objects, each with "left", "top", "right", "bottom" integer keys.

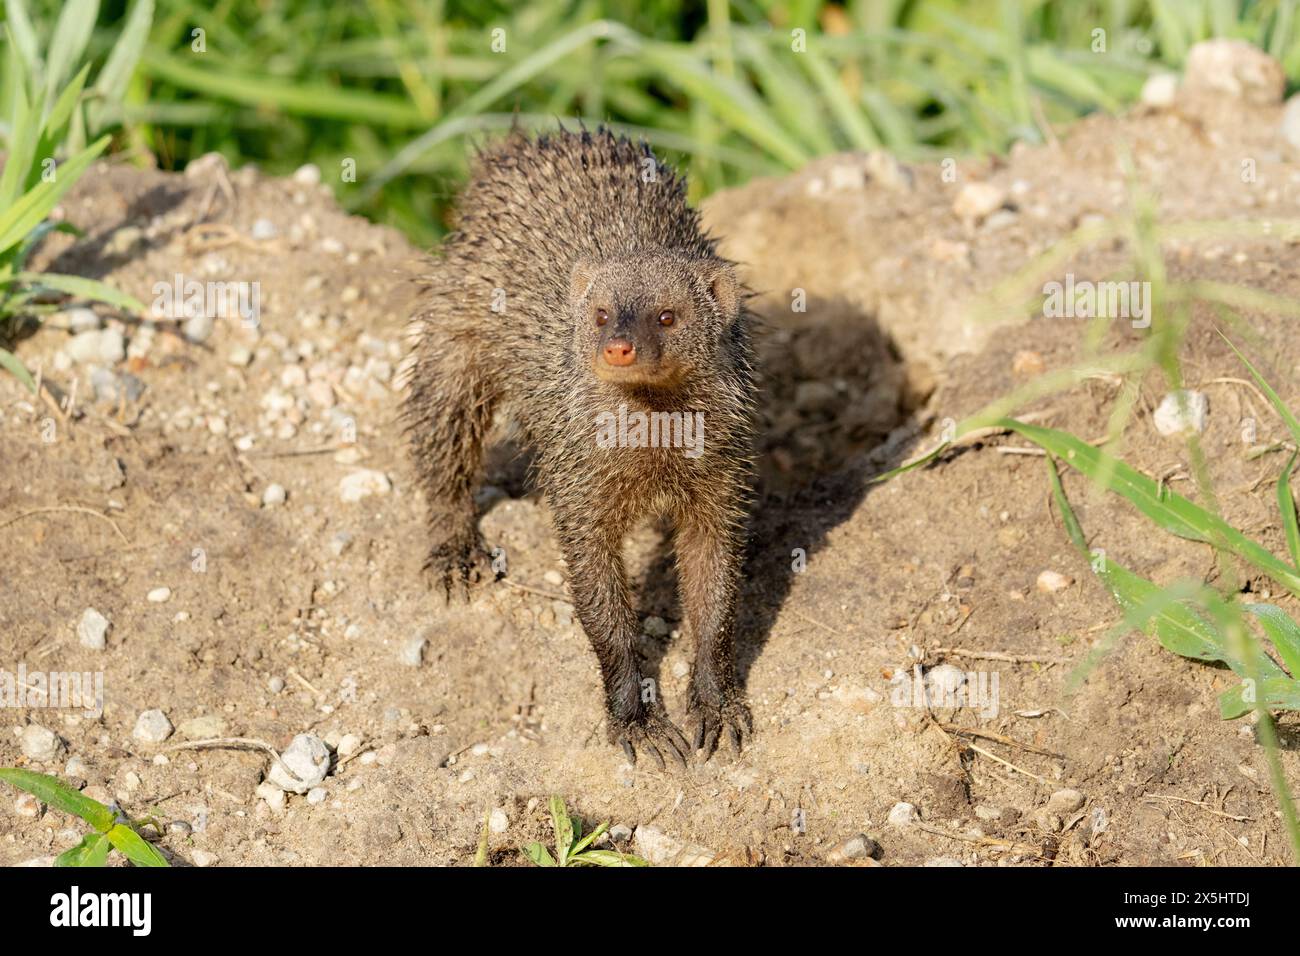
[{"left": 3, "top": 58, "right": 1300, "bottom": 866}]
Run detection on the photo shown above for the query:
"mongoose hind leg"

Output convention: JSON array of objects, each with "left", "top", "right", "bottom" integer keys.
[
  {"left": 676, "top": 497, "right": 753, "bottom": 759},
  {"left": 405, "top": 335, "right": 497, "bottom": 601},
  {"left": 552, "top": 508, "right": 691, "bottom": 769}
]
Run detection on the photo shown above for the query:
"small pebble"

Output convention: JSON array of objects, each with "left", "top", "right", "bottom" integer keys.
[
  {"left": 953, "top": 181, "right": 1007, "bottom": 225},
  {"left": 256, "top": 782, "right": 286, "bottom": 811},
  {"left": 1036, "top": 570, "right": 1073, "bottom": 594},
  {"left": 267, "top": 733, "right": 330, "bottom": 793},
  {"left": 400, "top": 636, "right": 427, "bottom": 667},
  {"left": 1282, "top": 94, "right": 1300, "bottom": 149},
  {"left": 178, "top": 715, "right": 227, "bottom": 740},
  {"left": 20, "top": 725, "right": 61, "bottom": 762},
  {"left": 262, "top": 483, "right": 287, "bottom": 507},
  {"left": 132, "top": 709, "right": 174, "bottom": 745},
  {"left": 643, "top": 616, "right": 669, "bottom": 637},
  {"left": 825, "top": 833, "right": 883, "bottom": 862},
  {"left": 147, "top": 587, "right": 172, "bottom": 603},
  {"left": 339, "top": 469, "right": 392, "bottom": 503},
  {"left": 1153, "top": 390, "right": 1208, "bottom": 436},
  {"left": 183, "top": 313, "right": 215, "bottom": 343},
  {"left": 1141, "top": 72, "right": 1179, "bottom": 107},
  {"left": 251, "top": 218, "right": 278, "bottom": 240},
  {"left": 887, "top": 802, "right": 917, "bottom": 827},
  {"left": 307, "top": 787, "right": 328, "bottom": 805},
  {"left": 77, "top": 608, "right": 110, "bottom": 650}
]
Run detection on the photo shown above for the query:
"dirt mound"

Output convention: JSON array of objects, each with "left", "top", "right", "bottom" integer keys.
[{"left": 3, "top": 71, "right": 1300, "bottom": 865}]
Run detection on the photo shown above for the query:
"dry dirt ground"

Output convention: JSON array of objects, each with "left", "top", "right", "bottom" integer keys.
[{"left": 4, "top": 55, "right": 1300, "bottom": 866}]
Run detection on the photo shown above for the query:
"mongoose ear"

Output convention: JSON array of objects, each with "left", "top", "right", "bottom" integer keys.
[
  {"left": 569, "top": 259, "right": 597, "bottom": 303},
  {"left": 696, "top": 261, "right": 740, "bottom": 323}
]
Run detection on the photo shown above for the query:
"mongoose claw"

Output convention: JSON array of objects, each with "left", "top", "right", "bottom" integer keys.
[
  {"left": 688, "top": 695, "right": 753, "bottom": 762},
  {"left": 613, "top": 710, "right": 691, "bottom": 771},
  {"left": 422, "top": 534, "right": 493, "bottom": 603}
]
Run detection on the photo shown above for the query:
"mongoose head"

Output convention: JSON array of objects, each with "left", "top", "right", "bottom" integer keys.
[{"left": 568, "top": 253, "right": 740, "bottom": 389}]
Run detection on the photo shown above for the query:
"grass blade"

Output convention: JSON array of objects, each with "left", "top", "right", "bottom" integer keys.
[
  {"left": 1220, "top": 330, "right": 1300, "bottom": 448},
  {"left": 0, "top": 347, "right": 37, "bottom": 392},
  {"left": 87, "top": 0, "right": 154, "bottom": 132},
  {"left": 8, "top": 271, "right": 146, "bottom": 314},
  {"left": 0, "top": 134, "right": 110, "bottom": 255},
  {"left": 0, "top": 769, "right": 116, "bottom": 831},
  {"left": 522, "top": 842, "right": 555, "bottom": 866},
  {"left": 1244, "top": 603, "right": 1300, "bottom": 677},
  {"left": 43, "top": 0, "right": 99, "bottom": 114},
  {"left": 105, "top": 823, "right": 169, "bottom": 867},
  {"left": 1279, "top": 453, "right": 1300, "bottom": 570},
  {"left": 548, "top": 795, "right": 573, "bottom": 866},
  {"left": 55, "top": 832, "right": 112, "bottom": 867},
  {"left": 1005, "top": 418, "right": 1300, "bottom": 598}
]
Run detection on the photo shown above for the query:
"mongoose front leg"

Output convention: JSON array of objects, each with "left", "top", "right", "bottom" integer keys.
[
  {"left": 676, "top": 503, "right": 752, "bottom": 759},
  {"left": 405, "top": 336, "right": 496, "bottom": 601},
  {"left": 553, "top": 513, "right": 690, "bottom": 769}
]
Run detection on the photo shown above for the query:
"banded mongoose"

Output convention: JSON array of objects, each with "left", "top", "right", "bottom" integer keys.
[{"left": 403, "top": 128, "right": 756, "bottom": 767}]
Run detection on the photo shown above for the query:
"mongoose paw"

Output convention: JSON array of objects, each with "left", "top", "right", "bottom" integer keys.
[
  {"left": 611, "top": 709, "right": 691, "bottom": 771},
  {"left": 423, "top": 534, "right": 494, "bottom": 603},
  {"left": 687, "top": 694, "right": 753, "bottom": 761}
]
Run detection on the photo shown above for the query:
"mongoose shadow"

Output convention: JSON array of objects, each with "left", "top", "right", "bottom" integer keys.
[{"left": 585, "top": 293, "right": 931, "bottom": 689}]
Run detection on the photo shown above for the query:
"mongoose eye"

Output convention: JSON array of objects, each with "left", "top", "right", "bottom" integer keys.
[
  {"left": 595, "top": 308, "right": 608, "bottom": 327},
  {"left": 658, "top": 310, "right": 675, "bottom": 327}
]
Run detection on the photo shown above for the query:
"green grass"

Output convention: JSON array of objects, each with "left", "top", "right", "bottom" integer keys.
[
  {"left": 521, "top": 795, "right": 647, "bottom": 866},
  {"left": 6, "top": 1, "right": 1300, "bottom": 246},
  {"left": 0, "top": 0, "right": 150, "bottom": 388},
  {"left": 0, "top": 768, "right": 170, "bottom": 866}
]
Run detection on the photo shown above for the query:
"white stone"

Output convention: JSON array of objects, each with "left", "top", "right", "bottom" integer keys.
[
  {"left": 77, "top": 608, "right": 110, "bottom": 650},
  {"left": 132, "top": 709, "right": 174, "bottom": 745},
  {"left": 339, "top": 469, "right": 392, "bottom": 503},
  {"left": 1153, "top": 390, "right": 1208, "bottom": 436},
  {"left": 887, "top": 801, "right": 917, "bottom": 827},
  {"left": 20, "top": 724, "right": 60, "bottom": 762},
  {"left": 267, "top": 733, "right": 330, "bottom": 794},
  {"left": 1141, "top": 73, "right": 1179, "bottom": 107}
]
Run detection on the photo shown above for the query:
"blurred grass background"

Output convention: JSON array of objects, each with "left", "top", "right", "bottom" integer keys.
[{"left": 4, "top": 0, "right": 1300, "bottom": 246}]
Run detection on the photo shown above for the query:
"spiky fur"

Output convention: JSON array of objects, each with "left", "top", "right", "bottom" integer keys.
[{"left": 402, "top": 128, "right": 757, "bottom": 765}]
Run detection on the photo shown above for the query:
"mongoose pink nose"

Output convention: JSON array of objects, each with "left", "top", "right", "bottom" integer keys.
[{"left": 603, "top": 339, "right": 636, "bottom": 367}]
